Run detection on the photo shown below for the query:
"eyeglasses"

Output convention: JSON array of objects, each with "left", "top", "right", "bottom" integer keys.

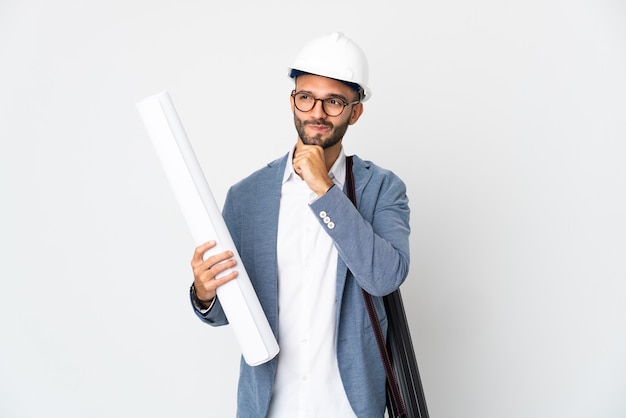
[{"left": 291, "top": 91, "right": 359, "bottom": 117}]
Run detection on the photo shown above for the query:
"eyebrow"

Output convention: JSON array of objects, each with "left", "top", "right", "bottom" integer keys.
[{"left": 296, "top": 90, "right": 350, "bottom": 102}]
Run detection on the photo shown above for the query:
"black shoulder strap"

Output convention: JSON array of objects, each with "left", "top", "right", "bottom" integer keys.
[{"left": 345, "top": 155, "right": 407, "bottom": 418}]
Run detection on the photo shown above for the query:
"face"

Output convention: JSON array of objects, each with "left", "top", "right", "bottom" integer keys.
[{"left": 291, "top": 74, "right": 363, "bottom": 150}]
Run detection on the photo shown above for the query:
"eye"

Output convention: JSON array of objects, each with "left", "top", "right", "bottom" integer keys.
[
  {"left": 297, "top": 93, "right": 313, "bottom": 101},
  {"left": 326, "top": 98, "right": 345, "bottom": 107}
]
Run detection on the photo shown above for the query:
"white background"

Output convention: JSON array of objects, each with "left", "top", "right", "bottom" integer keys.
[{"left": 1, "top": 1, "right": 625, "bottom": 417}]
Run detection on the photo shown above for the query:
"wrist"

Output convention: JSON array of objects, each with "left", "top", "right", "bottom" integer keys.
[
  {"left": 316, "top": 182, "right": 335, "bottom": 196},
  {"left": 191, "top": 283, "right": 215, "bottom": 308}
]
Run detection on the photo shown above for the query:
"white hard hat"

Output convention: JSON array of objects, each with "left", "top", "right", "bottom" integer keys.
[{"left": 288, "top": 32, "right": 371, "bottom": 101}]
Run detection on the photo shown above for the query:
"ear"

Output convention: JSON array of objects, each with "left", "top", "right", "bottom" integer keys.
[
  {"left": 289, "top": 90, "right": 296, "bottom": 113},
  {"left": 348, "top": 103, "right": 364, "bottom": 125}
]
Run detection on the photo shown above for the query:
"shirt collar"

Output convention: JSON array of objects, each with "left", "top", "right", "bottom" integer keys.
[{"left": 283, "top": 146, "right": 347, "bottom": 190}]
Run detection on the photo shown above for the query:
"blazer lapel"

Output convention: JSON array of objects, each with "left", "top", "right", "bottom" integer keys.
[{"left": 249, "top": 154, "right": 288, "bottom": 334}]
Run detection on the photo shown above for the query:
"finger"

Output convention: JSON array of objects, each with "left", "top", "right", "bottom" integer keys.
[
  {"left": 194, "top": 252, "right": 236, "bottom": 284},
  {"left": 214, "top": 269, "right": 238, "bottom": 284},
  {"left": 294, "top": 147, "right": 325, "bottom": 169},
  {"left": 200, "top": 250, "right": 235, "bottom": 271},
  {"left": 300, "top": 145, "right": 324, "bottom": 157},
  {"left": 293, "top": 155, "right": 315, "bottom": 177},
  {"left": 195, "top": 268, "right": 239, "bottom": 300},
  {"left": 207, "top": 258, "right": 238, "bottom": 279},
  {"left": 191, "top": 240, "right": 216, "bottom": 267}
]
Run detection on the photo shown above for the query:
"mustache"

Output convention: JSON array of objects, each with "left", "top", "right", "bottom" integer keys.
[{"left": 304, "top": 119, "right": 333, "bottom": 129}]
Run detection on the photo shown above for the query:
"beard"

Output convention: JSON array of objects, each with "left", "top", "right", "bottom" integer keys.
[{"left": 294, "top": 114, "right": 350, "bottom": 149}]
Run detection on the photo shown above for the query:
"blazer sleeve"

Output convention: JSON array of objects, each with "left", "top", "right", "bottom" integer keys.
[
  {"left": 309, "top": 169, "right": 410, "bottom": 296},
  {"left": 190, "top": 288, "right": 229, "bottom": 326}
]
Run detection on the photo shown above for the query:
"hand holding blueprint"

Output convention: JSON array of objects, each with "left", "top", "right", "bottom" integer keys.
[{"left": 137, "top": 91, "right": 279, "bottom": 366}]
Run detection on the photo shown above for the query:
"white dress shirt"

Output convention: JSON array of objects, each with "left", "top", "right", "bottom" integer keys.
[{"left": 266, "top": 147, "right": 357, "bottom": 418}]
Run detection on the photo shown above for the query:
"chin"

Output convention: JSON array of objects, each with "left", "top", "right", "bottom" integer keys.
[{"left": 302, "top": 136, "right": 325, "bottom": 147}]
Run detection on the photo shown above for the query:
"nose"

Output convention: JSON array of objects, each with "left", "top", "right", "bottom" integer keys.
[{"left": 310, "top": 98, "right": 327, "bottom": 118}]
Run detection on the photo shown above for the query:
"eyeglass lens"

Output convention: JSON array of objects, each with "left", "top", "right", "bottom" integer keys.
[{"left": 293, "top": 92, "right": 347, "bottom": 117}]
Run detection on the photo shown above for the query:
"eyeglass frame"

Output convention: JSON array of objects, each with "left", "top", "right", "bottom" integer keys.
[{"left": 290, "top": 90, "right": 360, "bottom": 117}]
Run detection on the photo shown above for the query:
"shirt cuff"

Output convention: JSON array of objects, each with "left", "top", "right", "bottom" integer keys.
[{"left": 190, "top": 284, "right": 216, "bottom": 315}]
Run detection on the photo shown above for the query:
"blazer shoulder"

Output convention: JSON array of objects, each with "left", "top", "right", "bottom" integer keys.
[
  {"left": 350, "top": 154, "right": 406, "bottom": 186},
  {"left": 229, "top": 153, "right": 288, "bottom": 194}
]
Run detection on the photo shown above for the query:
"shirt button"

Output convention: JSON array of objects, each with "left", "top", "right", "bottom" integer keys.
[
  {"left": 323, "top": 216, "right": 331, "bottom": 224},
  {"left": 328, "top": 221, "right": 335, "bottom": 229},
  {"left": 319, "top": 211, "right": 327, "bottom": 218}
]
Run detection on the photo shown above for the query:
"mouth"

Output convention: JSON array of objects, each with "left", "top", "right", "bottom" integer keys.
[
  {"left": 309, "top": 125, "right": 329, "bottom": 134},
  {"left": 305, "top": 121, "right": 332, "bottom": 133}
]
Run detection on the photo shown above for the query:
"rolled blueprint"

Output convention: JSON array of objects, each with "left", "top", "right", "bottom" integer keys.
[{"left": 137, "top": 91, "right": 279, "bottom": 366}]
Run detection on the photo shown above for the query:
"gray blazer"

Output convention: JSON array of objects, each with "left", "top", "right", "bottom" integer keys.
[{"left": 193, "top": 153, "right": 411, "bottom": 417}]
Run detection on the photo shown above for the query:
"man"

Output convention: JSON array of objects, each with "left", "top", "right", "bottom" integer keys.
[{"left": 190, "top": 32, "right": 410, "bottom": 417}]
